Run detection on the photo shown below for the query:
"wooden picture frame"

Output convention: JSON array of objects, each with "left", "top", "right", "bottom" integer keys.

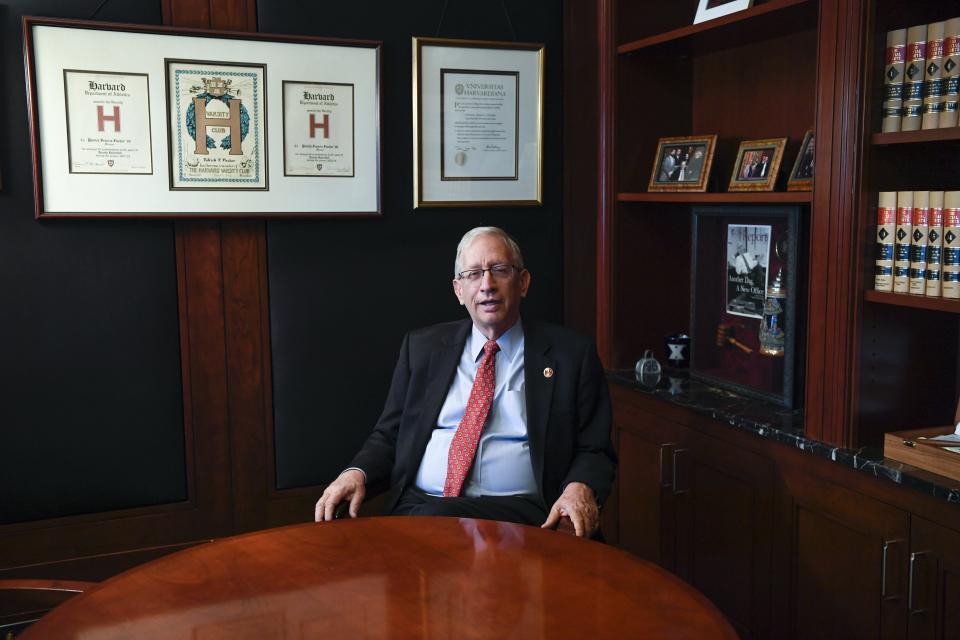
[
  {"left": 728, "top": 138, "right": 787, "bottom": 192},
  {"left": 23, "top": 16, "right": 381, "bottom": 218},
  {"left": 690, "top": 205, "right": 802, "bottom": 408},
  {"left": 413, "top": 37, "right": 544, "bottom": 208},
  {"left": 647, "top": 134, "right": 717, "bottom": 193},
  {"left": 694, "top": 0, "right": 754, "bottom": 25},
  {"left": 786, "top": 130, "right": 814, "bottom": 192}
]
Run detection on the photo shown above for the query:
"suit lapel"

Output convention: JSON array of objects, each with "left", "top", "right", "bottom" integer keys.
[
  {"left": 523, "top": 321, "right": 554, "bottom": 497},
  {"left": 406, "top": 320, "right": 470, "bottom": 475}
]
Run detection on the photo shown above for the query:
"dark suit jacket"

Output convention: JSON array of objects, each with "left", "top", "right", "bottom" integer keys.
[{"left": 349, "top": 318, "right": 617, "bottom": 514}]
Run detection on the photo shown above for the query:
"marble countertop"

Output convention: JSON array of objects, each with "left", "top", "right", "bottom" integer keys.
[{"left": 608, "top": 370, "right": 960, "bottom": 506}]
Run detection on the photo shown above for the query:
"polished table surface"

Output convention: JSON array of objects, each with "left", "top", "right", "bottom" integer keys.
[{"left": 22, "top": 517, "right": 737, "bottom": 639}]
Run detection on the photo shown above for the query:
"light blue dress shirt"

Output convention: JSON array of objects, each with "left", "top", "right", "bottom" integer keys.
[{"left": 414, "top": 321, "right": 538, "bottom": 497}]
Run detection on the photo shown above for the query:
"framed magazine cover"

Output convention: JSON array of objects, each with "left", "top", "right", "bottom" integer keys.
[
  {"left": 690, "top": 206, "right": 803, "bottom": 407},
  {"left": 23, "top": 16, "right": 381, "bottom": 218}
]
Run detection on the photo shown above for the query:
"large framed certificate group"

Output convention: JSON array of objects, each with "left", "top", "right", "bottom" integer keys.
[
  {"left": 413, "top": 37, "right": 544, "bottom": 208},
  {"left": 24, "top": 18, "right": 380, "bottom": 218}
]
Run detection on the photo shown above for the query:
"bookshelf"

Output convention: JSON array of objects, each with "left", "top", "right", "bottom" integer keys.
[
  {"left": 855, "top": 0, "right": 960, "bottom": 447},
  {"left": 864, "top": 290, "right": 960, "bottom": 313},
  {"left": 598, "top": 0, "right": 820, "bottom": 418},
  {"left": 617, "top": 192, "right": 813, "bottom": 204}
]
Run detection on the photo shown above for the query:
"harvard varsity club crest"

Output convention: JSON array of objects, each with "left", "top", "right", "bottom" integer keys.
[{"left": 184, "top": 76, "right": 251, "bottom": 153}]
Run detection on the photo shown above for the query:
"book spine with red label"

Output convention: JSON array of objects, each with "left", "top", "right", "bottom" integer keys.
[
  {"left": 876, "top": 192, "right": 897, "bottom": 291},
  {"left": 940, "top": 18, "right": 960, "bottom": 127},
  {"left": 903, "top": 24, "right": 929, "bottom": 131},
  {"left": 883, "top": 28, "right": 908, "bottom": 132},
  {"left": 926, "top": 191, "right": 944, "bottom": 297},
  {"left": 922, "top": 21, "right": 946, "bottom": 129},
  {"left": 894, "top": 191, "right": 914, "bottom": 292},
  {"left": 909, "top": 191, "right": 930, "bottom": 293}
]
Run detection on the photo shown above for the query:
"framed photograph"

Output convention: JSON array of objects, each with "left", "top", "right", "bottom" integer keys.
[
  {"left": 694, "top": 0, "right": 754, "bottom": 25},
  {"left": 166, "top": 59, "right": 267, "bottom": 190},
  {"left": 647, "top": 134, "right": 717, "bottom": 193},
  {"left": 413, "top": 37, "right": 544, "bottom": 208},
  {"left": 786, "top": 130, "right": 814, "bottom": 192},
  {"left": 690, "top": 206, "right": 803, "bottom": 408},
  {"left": 23, "top": 17, "right": 380, "bottom": 218},
  {"left": 728, "top": 138, "right": 787, "bottom": 192}
]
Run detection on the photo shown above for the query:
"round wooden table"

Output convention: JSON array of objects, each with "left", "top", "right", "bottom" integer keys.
[{"left": 22, "top": 517, "right": 737, "bottom": 639}]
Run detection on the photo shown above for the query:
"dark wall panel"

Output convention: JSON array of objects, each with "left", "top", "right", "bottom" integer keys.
[
  {"left": 0, "top": 1, "right": 186, "bottom": 524},
  {"left": 262, "top": 0, "right": 565, "bottom": 489}
]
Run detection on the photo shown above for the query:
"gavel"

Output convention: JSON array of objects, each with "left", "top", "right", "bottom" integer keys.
[{"left": 716, "top": 323, "right": 753, "bottom": 353}]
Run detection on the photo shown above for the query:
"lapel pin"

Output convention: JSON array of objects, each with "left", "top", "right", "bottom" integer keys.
[{"left": 543, "top": 367, "right": 554, "bottom": 378}]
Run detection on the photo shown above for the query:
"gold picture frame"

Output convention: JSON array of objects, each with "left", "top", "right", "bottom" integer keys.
[
  {"left": 647, "top": 134, "right": 717, "bottom": 193},
  {"left": 413, "top": 37, "right": 544, "bottom": 208},
  {"left": 728, "top": 138, "right": 787, "bottom": 192},
  {"left": 786, "top": 130, "right": 814, "bottom": 192}
]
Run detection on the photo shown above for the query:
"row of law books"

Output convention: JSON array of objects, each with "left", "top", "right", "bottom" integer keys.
[
  {"left": 875, "top": 191, "right": 960, "bottom": 298},
  {"left": 882, "top": 19, "right": 960, "bottom": 132}
]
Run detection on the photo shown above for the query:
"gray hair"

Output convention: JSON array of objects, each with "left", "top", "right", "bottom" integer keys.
[{"left": 454, "top": 226, "right": 525, "bottom": 277}]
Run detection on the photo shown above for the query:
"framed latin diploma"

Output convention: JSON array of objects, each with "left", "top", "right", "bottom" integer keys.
[
  {"left": 282, "top": 81, "right": 355, "bottom": 177},
  {"left": 440, "top": 70, "right": 518, "bottom": 180},
  {"left": 166, "top": 59, "right": 268, "bottom": 190},
  {"left": 414, "top": 37, "right": 543, "bottom": 207},
  {"left": 63, "top": 70, "right": 153, "bottom": 174}
]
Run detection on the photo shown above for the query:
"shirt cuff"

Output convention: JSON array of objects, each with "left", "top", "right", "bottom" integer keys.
[{"left": 342, "top": 467, "right": 367, "bottom": 483}]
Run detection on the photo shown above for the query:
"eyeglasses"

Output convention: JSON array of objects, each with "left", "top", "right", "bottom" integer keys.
[{"left": 456, "top": 264, "right": 519, "bottom": 282}]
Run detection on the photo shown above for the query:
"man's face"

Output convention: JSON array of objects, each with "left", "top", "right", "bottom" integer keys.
[{"left": 453, "top": 234, "right": 531, "bottom": 340}]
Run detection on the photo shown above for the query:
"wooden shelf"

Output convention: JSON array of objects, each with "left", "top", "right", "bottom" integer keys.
[
  {"left": 617, "top": 0, "right": 816, "bottom": 56},
  {"left": 864, "top": 289, "right": 960, "bottom": 313},
  {"left": 618, "top": 192, "right": 813, "bottom": 204},
  {"left": 871, "top": 128, "right": 960, "bottom": 146}
]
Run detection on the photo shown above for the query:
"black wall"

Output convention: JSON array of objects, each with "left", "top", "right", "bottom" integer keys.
[
  {"left": 0, "top": 0, "right": 565, "bottom": 521},
  {"left": 0, "top": 1, "right": 186, "bottom": 525}
]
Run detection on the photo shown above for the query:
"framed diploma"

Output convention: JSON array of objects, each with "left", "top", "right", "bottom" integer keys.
[
  {"left": 63, "top": 70, "right": 153, "bottom": 174},
  {"left": 282, "top": 81, "right": 355, "bottom": 177},
  {"left": 413, "top": 37, "right": 543, "bottom": 208},
  {"left": 166, "top": 60, "right": 268, "bottom": 190},
  {"left": 23, "top": 16, "right": 381, "bottom": 218}
]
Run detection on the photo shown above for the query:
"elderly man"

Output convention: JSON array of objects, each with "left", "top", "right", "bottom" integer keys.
[{"left": 315, "top": 227, "right": 616, "bottom": 537}]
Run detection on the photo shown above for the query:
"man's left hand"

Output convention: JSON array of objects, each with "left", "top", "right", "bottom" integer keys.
[{"left": 541, "top": 482, "right": 599, "bottom": 538}]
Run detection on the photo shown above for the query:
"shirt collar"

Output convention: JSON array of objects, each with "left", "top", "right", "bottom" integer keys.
[{"left": 469, "top": 320, "right": 524, "bottom": 363}]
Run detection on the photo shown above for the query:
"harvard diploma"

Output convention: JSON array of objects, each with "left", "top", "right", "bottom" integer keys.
[
  {"left": 282, "top": 81, "right": 355, "bottom": 177},
  {"left": 439, "top": 69, "right": 519, "bottom": 181},
  {"left": 63, "top": 70, "right": 153, "bottom": 174}
]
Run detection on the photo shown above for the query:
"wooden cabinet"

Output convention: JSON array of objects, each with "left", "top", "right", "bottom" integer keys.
[
  {"left": 783, "top": 467, "right": 910, "bottom": 640},
  {"left": 615, "top": 392, "right": 775, "bottom": 640},
  {"left": 908, "top": 517, "right": 960, "bottom": 640},
  {"left": 612, "top": 383, "right": 960, "bottom": 640}
]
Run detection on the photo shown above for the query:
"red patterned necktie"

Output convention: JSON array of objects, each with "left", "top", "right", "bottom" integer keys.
[{"left": 443, "top": 339, "right": 500, "bottom": 497}]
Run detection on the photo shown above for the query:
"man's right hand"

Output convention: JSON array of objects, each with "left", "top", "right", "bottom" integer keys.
[{"left": 314, "top": 469, "right": 366, "bottom": 522}]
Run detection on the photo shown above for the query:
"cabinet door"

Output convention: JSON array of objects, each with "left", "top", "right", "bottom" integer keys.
[
  {"left": 616, "top": 427, "right": 673, "bottom": 565},
  {"left": 908, "top": 517, "right": 960, "bottom": 640},
  {"left": 786, "top": 471, "right": 910, "bottom": 640},
  {"left": 672, "top": 430, "right": 775, "bottom": 640}
]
